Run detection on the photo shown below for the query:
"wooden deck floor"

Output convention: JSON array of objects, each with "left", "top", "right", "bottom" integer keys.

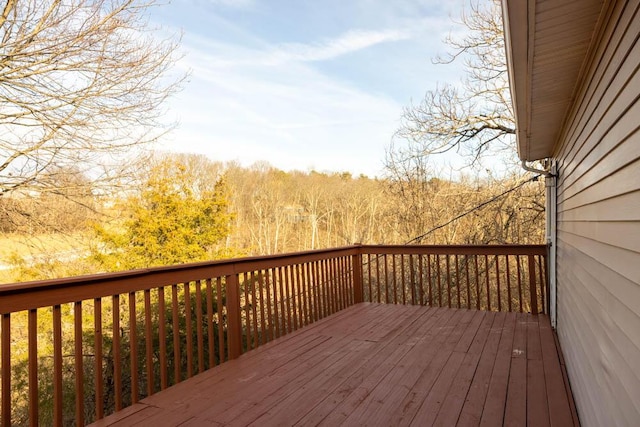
[{"left": 91, "top": 303, "right": 579, "bottom": 426}]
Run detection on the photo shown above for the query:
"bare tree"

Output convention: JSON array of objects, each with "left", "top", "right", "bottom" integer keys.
[
  {"left": 0, "top": 0, "right": 182, "bottom": 209},
  {"left": 389, "top": 0, "right": 514, "bottom": 168}
]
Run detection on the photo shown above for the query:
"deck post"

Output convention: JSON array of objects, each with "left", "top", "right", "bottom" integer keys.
[
  {"left": 226, "top": 273, "right": 243, "bottom": 359},
  {"left": 528, "top": 255, "right": 539, "bottom": 315},
  {"left": 352, "top": 245, "right": 364, "bottom": 303}
]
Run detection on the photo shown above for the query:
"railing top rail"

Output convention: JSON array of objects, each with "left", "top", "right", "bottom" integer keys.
[
  {"left": 0, "top": 244, "right": 547, "bottom": 314},
  {"left": 359, "top": 244, "right": 547, "bottom": 256},
  {"left": 0, "top": 245, "right": 360, "bottom": 314}
]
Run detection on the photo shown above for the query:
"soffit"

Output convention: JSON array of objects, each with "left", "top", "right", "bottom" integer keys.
[{"left": 502, "top": 0, "right": 606, "bottom": 161}]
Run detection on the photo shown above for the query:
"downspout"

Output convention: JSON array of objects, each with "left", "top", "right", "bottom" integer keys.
[
  {"left": 521, "top": 159, "right": 557, "bottom": 327},
  {"left": 545, "top": 162, "right": 557, "bottom": 328}
]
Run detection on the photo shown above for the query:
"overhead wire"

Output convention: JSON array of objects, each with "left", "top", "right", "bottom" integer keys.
[{"left": 405, "top": 174, "right": 542, "bottom": 245}]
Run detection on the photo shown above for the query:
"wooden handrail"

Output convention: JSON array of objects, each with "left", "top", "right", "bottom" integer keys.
[{"left": 0, "top": 244, "right": 547, "bottom": 425}]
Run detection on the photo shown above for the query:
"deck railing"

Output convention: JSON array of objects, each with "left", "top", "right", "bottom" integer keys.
[{"left": 0, "top": 244, "right": 547, "bottom": 426}]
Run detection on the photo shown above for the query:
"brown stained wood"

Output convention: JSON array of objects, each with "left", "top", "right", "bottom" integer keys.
[
  {"left": 184, "top": 283, "right": 194, "bottom": 379},
  {"left": 312, "top": 262, "right": 321, "bottom": 321},
  {"left": 271, "top": 269, "right": 282, "bottom": 339},
  {"left": 504, "top": 313, "right": 528, "bottom": 426},
  {"left": 517, "top": 255, "right": 524, "bottom": 313},
  {"left": 144, "top": 290, "right": 154, "bottom": 397},
  {"left": 540, "top": 316, "right": 575, "bottom": 426},
  {"left": 225, "top": 274, "right": 242, "bottom": 359},
  {"left": 330, "top": 259, "right": 338, "bottom": 312},
  {"left": 296, "top": 264, "right": 306, "bottom": 326},
  {"left": 171, "top": 285, "right": 181, "bottom": 383},
  {"left": 28, "top": 309, "right": 38, "bottom": 426},
  {"left": 158, "top": 287, "right": 168, "bottom": 390},
  {"left": 95, "top": 298, "right": 104, "bottom": 419},
  {"left": 383, "top": 254, "right": 390, "bottom": 304},
  {"left": 418, "top": 255, "right": 425, "bottom": 306},
  {"left": 2, "top": 314, "right": 10, "bottom": 427},
  {"left": 401, "top": 254, "right": 407, "bottom": 305},
  {"left": 215, "top": 278, "right": 225, "bottom": 363},
  {"left": 366, "top": 254, "right": 373, "bottom": 302},
  {"left": 457, "top": 312, "right": 505, "bottom": 425},
  {"left": 205, "top": 279, "right": 215, "bottom": 368},
  {"left": 538, "top": 256, "right": 546, "bottom": 314},
  {"left": 128, "top": 294, "right": 138, "bottom": 403},
  {"left": 528, "top": 255, "right": 539, "bottom": 315},
  {"left": 90, "top": 305, "right": 577, "bottom": 427},
  {"left": 455, "top": 255, "right": 461, "bottom": 308},
  {"left": 112, "top": 296, "right": 122, "bottom": 412},
  {"left": 391, "top": 255, "right": 398, "bottom": 304},
  {"left": 375, "top": 255, "right": 382, "bottom": 303},
  {"left": 446, "top": 255, "right": 452, "bottom": 308},
  {"left": 484, "top": 255, "right": 491, "bottom": 311},
  {"left": 249, "top": 272, "right": 259, "bottom": 349},
  {"left": 528, "top": 358, "right": 550, "bottom": 427},
  {"left": 506, "top": 255, "right": 513, "bottom": 312},
  {"left": 495, "top": 256, "right": 502, "bottom": 312},
  {"left": 480, "top": 312, "right": 516, "bottom": 426},
  {"left": 465, "top": 255, "right": 471, "bottom": 310},
  {"left": 474, "top": 255, "right": 480, "bottom": 311},
  {"left": 277, "top": 267, "right": 288, "bottom": 333},
  {"left": 265, "top": 269, "right": 275, "bottom": 342},
  {"left": 437, "top": 255, "right": 443, "bottom": 307},
  {"left": 283, "top": 266, "right": 293, "bottom": 332},
  {"left": 427, "top": 254, "right": 433, "bottom": 307},
  {"left": 0, "top": 245, "right": 545, "bottom": 315},
  {"left": 75, "top": 301, "right": 85, "bottom": 425},
  {"left": 54, "top": 305, "right": 63, "bottom": 425},
  {"left": 195, "top": 281, "right": 204, "bottom": 374}
]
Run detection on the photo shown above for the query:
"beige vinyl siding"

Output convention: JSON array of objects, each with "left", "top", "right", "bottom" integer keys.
[{"left": 553, "top": 0, "right": 640, "bottom": 426}]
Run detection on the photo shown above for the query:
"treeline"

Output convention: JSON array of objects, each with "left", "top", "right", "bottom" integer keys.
[{"left": 2, "top": 152, "right": 545, "bottom": 282}]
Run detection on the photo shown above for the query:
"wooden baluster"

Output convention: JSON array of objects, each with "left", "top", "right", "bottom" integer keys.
[
  {"left": 250, "top": 272, "right": 259, "bottom": 347},
  {"left": 206, "top": 279, "right": 215, "bottom": 367},
  {"left": 184, "top": 282, "right": 193, "bottom": 378},
  {"left": 418, "top": 255, "right": 424, "bottom": 306},
  {"left": 446, "top": 255, "right": 452, "bottom": 308},
  {"left": 112, "top": 296, "right": 122, "bottom": 411},
  {"left": 216, "top": 278, "right": 225, "bottom": 364},
  {"left": 28, "top": 309, "right": 38, "bottom": 426},
  {"left": 529, "top": 255, "right": 539, "bottom": 315},
  {"left": 265, "top": 270, "right": 274, "bottom": 342},
  {"left": 226, "top": 274, "right": 243, "bottom": 359},
  {"left": 259, "top": 271, "right": 268, "bottom": 344},
  {"left": 485, "top": 255, "right": 491, "bottom": 311},
  {"left": 516, "top": 256, "right": 523, "bottom": 313},
  {"left": 465, "top": 255, "right": 471, "bottom": 310},
  {"left": 75, "top": 301, "right": 85, "bottom": 425},
  {"left": 474, "top": 256, "right": 480, "bottom": 311},
  {"left": 129, "top": 293, "right": 138, "bottom": 402},
  {"left": 95, "top": 298, "right": 104, "bottom": 419},
  {"left": 272, "top": 269, "right": 282, "bottom": 338},
  {"left": 158, "top": 287, "right": 168, "bottom": 390},
  {"left": 243, "top": 273, "right": 252, "bottom": 349},
  {"left": 195, "top": 281, "right": 204, "bottom": 374},
  {"left": 505, "top": 255, "right": 512, "bottom": 312},
  {"left": 2, "top": 313, "right": 10, "bottom": 427},
  {"left": 144, "top": 290, "right": 154, "bottom": 395},
  {"left": 171, "top": 284, "right": 181, "bottom": 383},
  {"left": 455, "top": 255, "right": 461, "bottom": 308},
  {"left": 495, "top": 256, "right": 502, "bottom": 312}
]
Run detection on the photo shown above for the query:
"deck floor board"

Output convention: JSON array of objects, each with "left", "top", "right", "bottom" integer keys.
[{"left": 90, "top": 303, "right": 579, "bottom": 427}]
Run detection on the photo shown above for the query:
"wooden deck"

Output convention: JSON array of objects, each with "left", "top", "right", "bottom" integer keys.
[{"left": 91, "top": 303, "right": 579, "bottom": 426}]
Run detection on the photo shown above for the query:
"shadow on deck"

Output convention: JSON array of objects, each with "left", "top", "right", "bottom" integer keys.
[{"left": 91, "top": 303, "right": 579, "bottom": 426}]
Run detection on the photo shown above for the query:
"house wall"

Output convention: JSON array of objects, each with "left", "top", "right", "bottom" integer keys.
[{"left": 554, "top": 0, "right": 640, "bottom": 425}]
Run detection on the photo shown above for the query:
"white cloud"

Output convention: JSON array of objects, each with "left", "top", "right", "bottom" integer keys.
[
  {"left": 159, "top": 37, "right": 402, "bottom": 176},
  {"left": 269, "top": 28, "right": 412, "bottom": 63}
]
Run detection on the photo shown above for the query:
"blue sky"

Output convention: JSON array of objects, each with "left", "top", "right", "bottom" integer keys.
[{"left": 151, "top": 0, "right": 468, "bottom": 177}]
